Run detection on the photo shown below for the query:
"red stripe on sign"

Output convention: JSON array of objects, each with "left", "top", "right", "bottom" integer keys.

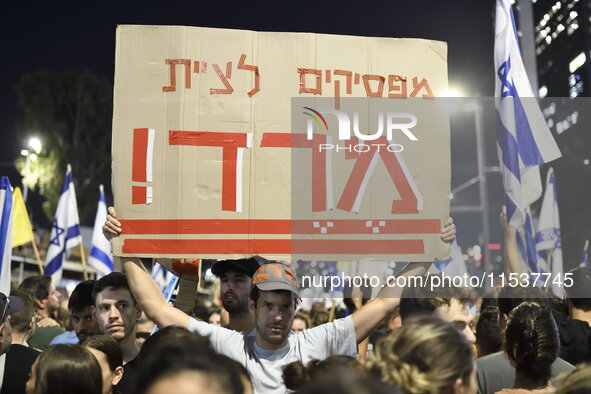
[
  {"left": 122, "top": 238, "right": 424, "bottom": 254},
  {"left": 123, "top": 239, "right": 292, "bottom": 254},
  {"left": 132, "top": 186, "right": 147, "bottom": 205},
  {"left": 119, "top": 219, "right": 441, "bottom": 235},
  {"left": 132, "top": 128, "right": 149, "bottom": 182},
  {"left": 260, "top": 133, "right": 314, "bottom": 148},
  {"left": 169, "top": 130, "right": 248, "bottom": 148},
  {"left": 120, "top": 219, "right": 291, "bottom": 234},
  {"left": 292, "top": 239, "right": 424, "bottom": 254},
  {"left": 222, "top": 147, "right": 238, "bottom": 211}
]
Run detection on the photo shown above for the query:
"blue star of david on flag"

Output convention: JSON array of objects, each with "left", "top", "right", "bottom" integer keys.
[
  {"left": 495, "top": 0, "right": 561, "bottom": 230},
  {"left": 49, "top": 219, "right": 65, "bottom": 247},
  {"left": 44, "top": 165, "right": 82, "bottom": 284}
]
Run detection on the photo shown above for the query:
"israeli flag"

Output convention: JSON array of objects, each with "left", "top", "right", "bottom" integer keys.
[
  {"left": 535, "top": 168, "right": 563, "bottom": 296},
  {"left": 433, "top": 239, "right": 468, "bottom": 277},
  {"left": 515, "top": 208, "right": 540, "bottom": 273},
  {"left": 495, "top": 0, "right": 561, "bottom": 229},
  {"left": 580, "top": 240, "right": 590, "bottom": 269},
  {"left": 0, "top": 177, "right": 14, "bottom": 294},
  {"left": 88, "top": 185, "right": 113, "bottom": 278},
  {"left": 45, "top": 165, "right": 82, "bottom": 284},
  {"left": 151, "top": 262, "right": 175, "bottom": 291}
]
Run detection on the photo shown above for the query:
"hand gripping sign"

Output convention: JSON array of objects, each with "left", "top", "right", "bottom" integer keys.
[{"left": 111, "top": 26, "right": 451, "bottom": 262}]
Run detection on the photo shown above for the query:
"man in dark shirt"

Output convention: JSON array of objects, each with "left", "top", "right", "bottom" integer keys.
[
  {"left": 92, "top": 272, "right": 143, "bottom": 394},
  {"left": 559, "top": 267, "right": 591, "bottom": 365},
  {"left": 17, "top": 276, "right": 64, "bottom": 350},
  {"left": 2, "top": 290, "right": 40, "bottom": 394}
]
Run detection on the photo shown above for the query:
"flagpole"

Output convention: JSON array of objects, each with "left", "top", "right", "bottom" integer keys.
[
  {"left": 546, "top": 249, "right": 552, "bottom": 294},
  {"left": 30, "top": 239, "right": 44, "bottom": 275},
  {"left": 79, "top": 244, "right": 88, "bottom": 280}
]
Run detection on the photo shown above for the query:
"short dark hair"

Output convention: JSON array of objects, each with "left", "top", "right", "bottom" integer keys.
[
  {"left": 92, "top": 272, "right": 136, "bottom": 305},
  {"left": 17, "top": 276, "right": 52, "bottom": 302},
  {"left": 250, "top": 285, "right": 261, "bottom": 305},
  {"left": 134, "top": 328, "right": 243, "bottom": 394},
  {"left": 82, "top": 335, "right": 122, "bottom": 372},
  {"left": 497, "top": 286, "right": 547, "bottom": 317},
  {"left": 69, "top": 280, "right": 96, "bottom": 313},
  {"left": 399, "top": 278, "right": 472, "bottom": 322},
  {"left": 9, "top": 290, "right": 35, "bottom": 333},
  {"left": 565, "top": 267, "right": 591, "bottom": 311},
  {"left": 283, "top": 356, "right": 361, "bottom": 391},
  {"left": 476, "top": 306, "right": 502, "bottom": 357}
]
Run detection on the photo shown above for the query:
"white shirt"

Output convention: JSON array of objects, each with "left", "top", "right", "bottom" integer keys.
[{"left": 188, "top": 315, "right": 358, "bottom": 394}]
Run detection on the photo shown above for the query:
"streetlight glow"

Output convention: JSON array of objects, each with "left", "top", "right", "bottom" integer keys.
[
  {"left": 28, "top": 137, "right": 42, "bottom": 154},
  {"left": 21, "top": 149, "right": 29, "bottom": 156},
  {"left": 442, "top": 87, "right": 464, "bottom": 97}
]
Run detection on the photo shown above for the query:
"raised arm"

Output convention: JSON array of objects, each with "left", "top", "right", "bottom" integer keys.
[
  {"left": 103, "top": 208, "right": 190, "bottom": 328},
  {"left": 500, "top": 205, "right": 522, "bottom": 276},
  {"left": 350, "top": 217, "right": 456, "bottom": 343}
]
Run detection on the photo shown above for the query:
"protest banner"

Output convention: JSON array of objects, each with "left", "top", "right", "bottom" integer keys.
[{"left": 111, "top": 25, "right": 451, "bottom": 261}]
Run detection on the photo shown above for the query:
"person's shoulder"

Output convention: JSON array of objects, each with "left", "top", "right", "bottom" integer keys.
[
  {"left": 476, "top": 351, "right": 507, "bottom": 367},
  {"left": 49, "top": 330, "right": 78, "bottom": 345},
  {"left": 7, "top": 344, "right": 41, "bottom": 356},
  {"left": 552, "top": 356, "right": 575, "bottom": 373},
  {"left": 6, "top": 344, "right": 40, "bottom": 365},
  {"left": 36, "top": 325, "right": 66, "bottom": 334}
]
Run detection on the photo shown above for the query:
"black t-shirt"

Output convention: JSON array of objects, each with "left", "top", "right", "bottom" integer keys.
[
  {"left": 115, "top": 356, "right": 139, "bottom": 394},
  {"left": 558, "top": 317, "right": 591, "bottom": 365},
  {"left": 1, "top": 344, "right": 41, "bottom": 394}
]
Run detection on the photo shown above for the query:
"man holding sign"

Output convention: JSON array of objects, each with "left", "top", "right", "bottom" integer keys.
[
  {"left": 103, "top": 210, "right": 455, "bottom": 394},
  {"left": 106, "top": 25, "right": 456, "bottom": 393}
]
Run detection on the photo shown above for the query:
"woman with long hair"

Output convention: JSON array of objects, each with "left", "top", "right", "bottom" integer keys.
[{"left": 25, "top": 344, "right": 102, "bottom": 394}]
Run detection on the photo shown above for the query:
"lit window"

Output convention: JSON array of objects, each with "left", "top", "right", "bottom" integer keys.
[{"left": 569, "top": 52, "right": 586, "bottom": 73}]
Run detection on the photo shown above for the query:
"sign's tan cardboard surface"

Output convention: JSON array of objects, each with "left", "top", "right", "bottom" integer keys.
[{"left": 111, "top": 25, "right": 451, "bottom": 261}]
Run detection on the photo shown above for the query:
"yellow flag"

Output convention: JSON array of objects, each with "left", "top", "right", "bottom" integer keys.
[{"left": 12, "top": 187, "right": 34, "bottom": 247}]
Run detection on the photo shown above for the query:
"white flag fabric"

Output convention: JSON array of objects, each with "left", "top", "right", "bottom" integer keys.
[
  {"left": 495, "top": 0, "right": 561, "bottom": 229},
  {"left": 580, "top": 240, "right": 590, "bottom": 269},
  {"left": 0, "top": 177, "right": 14, "bottom": 294},
  {"left": 433, "top": 239, "right": 468, "bottom": 277},
  {"left": 45, "top": 165, "right": 82, "bottom": 284},
  {"left": 88, "top": 185, "right": 113, "bottom": 278},
  {"left": 535, "top": 168, "right": 563, "bottom": 296}
]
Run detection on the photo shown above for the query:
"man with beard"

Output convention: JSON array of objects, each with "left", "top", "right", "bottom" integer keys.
[
  {"left": 50, "top": 280, "right": 102, "bottom": 344},
  {"left": 92, "top": 272, "right": 143, "bottom": 394},
  {"left": 104, "top": 207, "right": 456, "bottom": 393},
  {"left": 211, "top": 258, "right": 261, "bottom": 332},
  {"left": 17, "top": 276, "right": 64, "bottom": 350}
]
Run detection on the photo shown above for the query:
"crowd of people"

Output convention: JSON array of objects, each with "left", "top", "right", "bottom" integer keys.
[{"left": 0, "top": 209, "right": 590, "bottom": 394}]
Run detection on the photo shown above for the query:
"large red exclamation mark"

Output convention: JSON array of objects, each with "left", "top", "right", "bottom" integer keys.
[{"left": 132, "top": 128, "right": 154, "bottom": 205}]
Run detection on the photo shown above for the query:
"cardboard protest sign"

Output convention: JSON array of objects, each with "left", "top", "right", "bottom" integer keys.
[{"left": 111, "top": 25, "right": 451, "bottom": 261}]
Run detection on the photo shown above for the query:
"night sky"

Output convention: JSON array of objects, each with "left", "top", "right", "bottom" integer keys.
[{"left": 0, "top": 0, "right": 497, "bottom": 245}]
